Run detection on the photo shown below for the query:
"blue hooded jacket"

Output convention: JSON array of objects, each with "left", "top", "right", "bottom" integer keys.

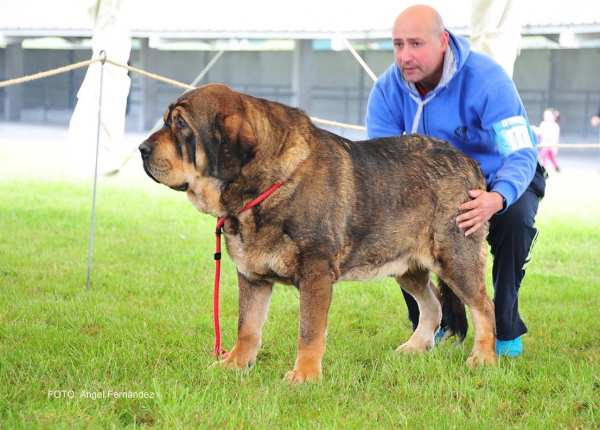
[{"left": 365, "top": 29, "right": 538, "bottom": 210}]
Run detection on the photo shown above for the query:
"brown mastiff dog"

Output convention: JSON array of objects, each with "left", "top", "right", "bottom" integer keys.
[{"left": 139, "top": 83, "right": 497, "bottom": 383}]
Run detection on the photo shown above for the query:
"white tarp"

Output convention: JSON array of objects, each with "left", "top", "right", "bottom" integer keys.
[
  {"left": 65, "top": 0, "right": 131, "bottom": 178},
  {"left": 470, "top": 0, "right": 523, "bottom": 78}
]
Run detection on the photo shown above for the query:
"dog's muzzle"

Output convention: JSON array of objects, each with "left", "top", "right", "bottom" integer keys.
[
  {"left": 139, "top": 141, "right": 154, "bottom": 161},
  {"left": 139, "top": 141, "right": 189, "bottom": 192},
  {"left": 139, "top": 141, "right": 161, "bottom": 184}
]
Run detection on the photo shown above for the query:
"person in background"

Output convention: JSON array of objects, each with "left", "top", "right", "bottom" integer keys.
[
  {"left": 591, "top": 102, "right": 600, "bottom": 130},
  {"left": 366, "top": 5, "right": 546, "bottom": 358},
  {"left": 590, "top": 101, "right": 600, "bottom": 170},
  {"left": 532, "top": 108, "right": 561, "bottom": 172}
]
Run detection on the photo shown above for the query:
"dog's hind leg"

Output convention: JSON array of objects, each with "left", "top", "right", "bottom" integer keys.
[
  {"left": 284, "top": 260, "right": 334, "bottom": 384},
  {"left": 464, "top": 295, "right": 497, "bottom": 366},
  {"left": 395, "top": 269, "right": 442, "bottom": 354},
  {"left": 218, "top": 274, "right": 274, "bottom": 370},
  {"left": 437, "top": 253, "right": 497, "bottom": 366},
  {"left": 443, "top": 276, "right": 497, "bottom": 366}
]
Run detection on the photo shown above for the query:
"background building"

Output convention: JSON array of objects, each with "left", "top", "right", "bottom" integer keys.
[{"left": 2, "top": 0, "right": 600, "bottom": 142}]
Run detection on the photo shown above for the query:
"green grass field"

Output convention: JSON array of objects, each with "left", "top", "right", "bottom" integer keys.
[{"left": 0, "top": 148, "right": 599, "bottom": 428}]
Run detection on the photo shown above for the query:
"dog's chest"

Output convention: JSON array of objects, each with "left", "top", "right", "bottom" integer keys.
[{"left": 224, "top": 230, "right": 299, "bottom": 284}]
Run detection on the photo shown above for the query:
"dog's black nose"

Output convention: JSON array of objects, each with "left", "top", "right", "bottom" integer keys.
[{"left": 139, "top": 141, "right": 153, "bottom": 159}]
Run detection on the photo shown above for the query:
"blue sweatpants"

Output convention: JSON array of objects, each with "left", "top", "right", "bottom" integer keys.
[{"left": 401, "top": 164, "right": 547, "bottom": 341}]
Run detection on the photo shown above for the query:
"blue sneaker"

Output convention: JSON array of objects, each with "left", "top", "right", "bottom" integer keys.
[
  {"left": 496, "top": 336, "right": 523, "bottom": 357},
  {"left": 434, "top": 328, "right": 447, "bottom": 343}
]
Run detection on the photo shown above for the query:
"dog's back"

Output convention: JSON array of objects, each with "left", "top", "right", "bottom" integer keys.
[{"left": 305, "top": 131, "right": 487, "bottom": 283}]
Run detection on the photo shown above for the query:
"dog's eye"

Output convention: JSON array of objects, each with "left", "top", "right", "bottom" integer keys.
[{"left": 177, "top": 116, "right": 187, "bottom": 130}]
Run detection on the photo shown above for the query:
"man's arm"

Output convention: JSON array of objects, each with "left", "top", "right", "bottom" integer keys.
[
  {"left": 365, "top": 83, "right": 405, "bottom": 138},
  {"left": 489, "top": 115, "right": 538, "bottom": 210},
  {"left": 457, "top": 119, "right": 538, "bottom": 236},
  {"left": 458, "top": 79, "right": 538, "bottom": 235}
]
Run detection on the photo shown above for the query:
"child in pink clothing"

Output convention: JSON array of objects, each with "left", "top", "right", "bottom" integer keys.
[{"left": 532, "top": 108, "right": 561, "bottom": 172}]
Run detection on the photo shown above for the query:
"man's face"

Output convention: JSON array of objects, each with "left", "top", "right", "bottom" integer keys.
[{"left": 392, "top": 17, "right": 448, "bottom": 88}]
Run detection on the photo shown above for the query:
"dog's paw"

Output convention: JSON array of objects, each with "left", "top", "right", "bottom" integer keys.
[
  {"left": 466, "top": 352, "right": 498, "bottom": 367},
  {"left": 396, "top": 339, "right": 432, "bottom": 354},
  {"left": 210, "top": 359, "right": 239, "bottom": 371},
  {"left": 283, "top": 370, "right": 322, "bottom": 384},
  {"left": 210, "top": 354, "right": 254, "bottom": 371}
]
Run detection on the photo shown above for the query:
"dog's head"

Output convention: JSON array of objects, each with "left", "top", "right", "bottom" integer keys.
[{"left": 139, "top": 84, "right": 261, "bottom": 216}]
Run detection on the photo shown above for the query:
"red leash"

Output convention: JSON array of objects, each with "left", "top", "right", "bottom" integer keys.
[{"left": 213, "top": 181, "right": 286, "bottom": 358}]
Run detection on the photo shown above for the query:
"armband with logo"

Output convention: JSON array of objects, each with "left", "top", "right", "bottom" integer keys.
[{"left": 493, "top": 116, "right": 534, "bottom": 157}]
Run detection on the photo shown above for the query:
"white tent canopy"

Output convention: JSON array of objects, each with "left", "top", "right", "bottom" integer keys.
[{"left": 2, "top": 0, "right": 599, "bottom": 44}]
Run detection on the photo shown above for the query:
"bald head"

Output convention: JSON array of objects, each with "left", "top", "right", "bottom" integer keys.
[
  {"left": 391, "top": 5, "right": 449, "bottom": 92},
  {"left": 393, "top": 5, "right": 445, "bottom": 39}
]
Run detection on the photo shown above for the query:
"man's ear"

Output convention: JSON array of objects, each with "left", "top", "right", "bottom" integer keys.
[
  {"left": 440, "top": 30, "right": 450, "bottom": 51},
  {"left": 215, "top": 114, "right": 258, "bottom": 181}
]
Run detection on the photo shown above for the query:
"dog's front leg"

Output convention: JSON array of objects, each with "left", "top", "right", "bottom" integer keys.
[
  {"left": 219, "top": 273, "right": 273, "bottom": 370},
  {"left": 284, "top": 264, "right": 333, "bottom": 384}
]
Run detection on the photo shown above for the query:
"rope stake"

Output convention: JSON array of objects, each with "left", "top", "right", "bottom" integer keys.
[
  {"left": 85, "top": 50, "right": 107, "bottom": 293},
  {"left": 0, "top": 58, "right": 102, "bottom": 88}
]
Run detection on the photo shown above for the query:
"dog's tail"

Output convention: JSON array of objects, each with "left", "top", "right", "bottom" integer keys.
[{"left": 439, "top": 279, "right": 468, "bottom": 344}]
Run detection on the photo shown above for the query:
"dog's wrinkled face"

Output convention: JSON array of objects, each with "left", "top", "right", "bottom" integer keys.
[{"left": 139, "top": 84, "right": 258, "bottom": 216}]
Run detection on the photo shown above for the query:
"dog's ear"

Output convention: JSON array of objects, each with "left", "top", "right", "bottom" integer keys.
[{"left": 215, "top": 113, "right": 258, "bottom": 181}]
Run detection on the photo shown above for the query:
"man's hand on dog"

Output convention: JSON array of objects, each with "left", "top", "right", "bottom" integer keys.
[{"left": 456, "top": 190, "right": 504, "bottom": 237}]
